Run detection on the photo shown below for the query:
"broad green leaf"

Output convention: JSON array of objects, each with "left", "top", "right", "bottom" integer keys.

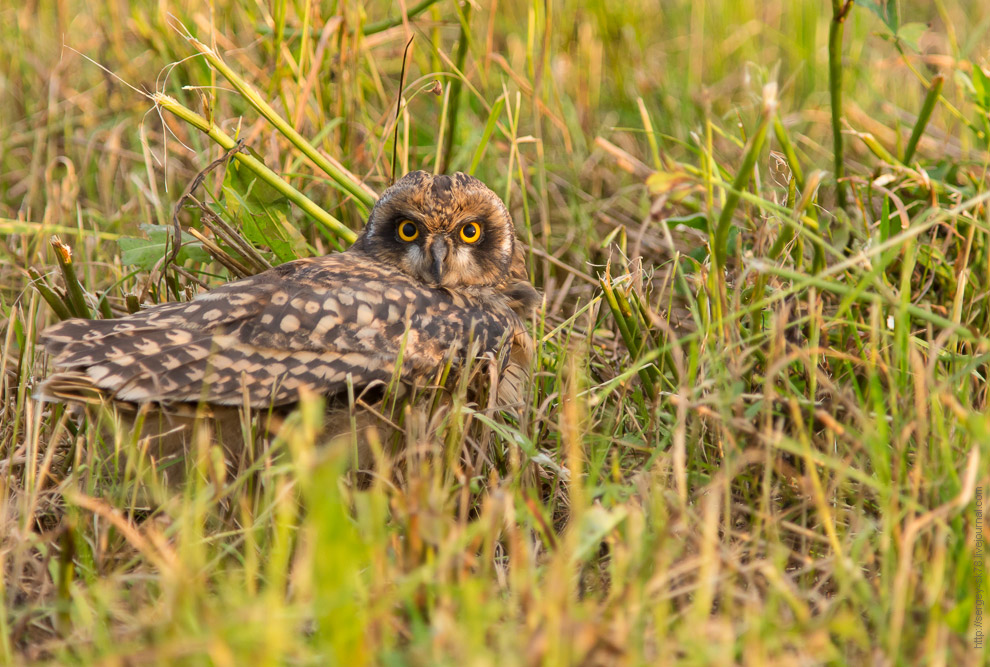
[
  {"left": 972, "top": 65, "right": 990, "bottom": 109},
  {"left": 223, "top": 159, "right": 300, "bottom": 263},
  {"left": 118, "top": 224, "right": 211, "bottom": 270},
  {"left": 895, "top": 22, "right": 928, "bottom": 53},
  {"left": 666, "top": 212, "right": 709, "bottom": 232},
  {"left": 222, "top": 184, "right": 298, "bottom": 263}
]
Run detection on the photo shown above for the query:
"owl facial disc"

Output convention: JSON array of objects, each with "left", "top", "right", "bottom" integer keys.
[{"left": 357, "top": 171, "right": 516, "bottom": 288}]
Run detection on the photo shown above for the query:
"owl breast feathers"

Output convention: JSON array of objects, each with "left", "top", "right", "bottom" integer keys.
[{"left": 39, "top": 171, "right": 539, "bottom": 409}]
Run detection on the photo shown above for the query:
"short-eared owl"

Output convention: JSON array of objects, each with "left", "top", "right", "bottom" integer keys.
[{"left": 39, "top": 171, "right": 539, "bottom": 453}]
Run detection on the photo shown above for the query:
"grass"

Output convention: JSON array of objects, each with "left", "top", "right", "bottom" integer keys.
[{"left": 2, "top": 0, "right": 989, "bottom": 663}]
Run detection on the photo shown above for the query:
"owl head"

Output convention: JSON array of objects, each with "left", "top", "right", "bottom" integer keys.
[{"left": 354, "top": 171, "right": 517, "bottom": 288}]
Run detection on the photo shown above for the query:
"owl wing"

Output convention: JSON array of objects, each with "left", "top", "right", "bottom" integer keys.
[{"left": 40, "top": 252, "right": 519, "bottom": 408}]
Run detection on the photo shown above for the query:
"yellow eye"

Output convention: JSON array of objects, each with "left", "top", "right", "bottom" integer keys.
[
  {"left": 397, "top": 220, "right": 419, "bottom": 242},
  {"left": 459, "top": 222, "right": 482, "bottom": 243}
]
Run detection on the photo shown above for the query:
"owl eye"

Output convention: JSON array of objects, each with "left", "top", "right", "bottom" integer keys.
[
  {"left": 397, "top": 220, "right": 419, "bottom": 242},
  {"left": 459, "top": 222, "right": 482, "bottom": 244}
]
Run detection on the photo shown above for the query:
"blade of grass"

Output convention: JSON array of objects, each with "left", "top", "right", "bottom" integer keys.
[
  {"left": 467, "top": 95, "right": 505, "bottom": 176},
  {"left": 440, "top": 1, "right": 473, "bottom": 173},
  {"left": 902, "top": 74, "right": 944, "bottom": 164},
  {"left": 363, "top": 0, "right": 442, "bottom": 35},
  {"left": 847, "top": 125, "right": 901, "bottom": 166},
  {"left": 0, "top": 219, "right": 122, "bottom": 241},
  {"left": 713, "top": 84, "right": 777, "bottom": 270},
  {"left": 829, "top": 0, "right": 854, "bottom": 211},
  {"left": 637, "top": 98, "right": 663, "bottom": 171},
  {"left": 749, "top": 173, "right": 799, "bottom": 331},
  {"left": 772, "top": 115, "right": 805, "bottom": 191},
  {"left": 599, "top": 271, "right": 658, "bottom": 402}
]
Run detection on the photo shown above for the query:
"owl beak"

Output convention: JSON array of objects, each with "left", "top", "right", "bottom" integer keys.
[{"left": 429, "top": 238, "right": 448, "bottom": 283}]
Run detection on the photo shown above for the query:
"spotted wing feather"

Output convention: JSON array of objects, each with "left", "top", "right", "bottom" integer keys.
[{"left": 40, "top": 251, "right": 520, "bottom": 408}]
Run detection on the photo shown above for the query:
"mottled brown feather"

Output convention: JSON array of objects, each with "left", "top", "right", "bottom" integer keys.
[
  {"left": 41, "top": 252, "right": 524, "bottom": 407},
  {"left": 39, "top": 171, "right": 539, "bottom": 416}
]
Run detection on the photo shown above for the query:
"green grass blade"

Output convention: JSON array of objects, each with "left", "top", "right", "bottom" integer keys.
[
  {"left": 468, "top": 96, "right": 505, "bottom": 176},
  {"left": 713, "top": 84, "right": 777, "bottom": 270},
  {"left": 902, "top": 74, "right": 944, "bottom": 164}
]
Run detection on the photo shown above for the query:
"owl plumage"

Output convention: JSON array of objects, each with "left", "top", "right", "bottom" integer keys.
[{"left": 39, "top": 171, "right": 539, "bottom": 420}]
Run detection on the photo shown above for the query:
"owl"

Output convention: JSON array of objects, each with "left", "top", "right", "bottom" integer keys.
[{"left": 38, "top": 171, "right": 539, "bottom": 471}]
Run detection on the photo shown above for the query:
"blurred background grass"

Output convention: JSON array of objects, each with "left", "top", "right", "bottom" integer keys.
[
  {"left": 2, "top": 0, "right": 989, "bottom": 664},
  {"left": 6, "top": 1, "right": 982, "bottom": 239}
]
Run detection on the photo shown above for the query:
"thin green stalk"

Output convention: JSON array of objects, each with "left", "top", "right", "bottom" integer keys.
[
  {"left": 156, "top": 93, "right": 357, "bottom": 246},
  {"left": 0, "top": 219, "right": 121, "bottom": 240},
  {"left": 618, "top": 288, "right": 668, "bottom": 387},
  {"left": 187, "top": 38, "right": 377, "bottom": 212},
  {"left": 750, "top": 176, "right": 798, "bottom": 332},
  {"left": 468, "top": 95, "right": 505, "bottom": 175},
  {"left": 600, "top": 275, "right": 658, "bottom": 402},
  {"left": 256, "top": 1, "right": 441, "bottom": 38},
  {"left": 770, "top": 175, "right": 800, "bottom": 261},
  {"left": 96, "top": 292, "right": 113, "bottom": 319},
  {"left": 713, "top": 85, "right": 777, "bottom": 270},
  {"left": 440, "top": 2, "right": 472, "bottom": 173},
  {"left": 363, "top": 0, "right": 441, "bottom": 35},
  {"left": 772, "top": 116, "right": 805, "bottom": 191},
  {"left": 771, "top": 114, "right": 826, "bottom": 268},
  {"left": 849, "top": 127, "right": 901, "bottom": 166},
  {"left": 56, "top": 522, "right": 76, "bottom": 633},
  {"left": 891, "top": 41, "right": 983, "bottom": 143},
  {"left": 271, "top": 0, "right": 287, "bottom": 79},
  {"left": 630, "top": 288, "right": 679, "bottom": 387},
  {"left": 903, "top": 75, "right": 944, "bottom": 164},
  {"left": 638, "top": 98, "right": 663, "bottom": 170},
  {"left": 829, "top": 0, "right": 854, "bottom": 211}
]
